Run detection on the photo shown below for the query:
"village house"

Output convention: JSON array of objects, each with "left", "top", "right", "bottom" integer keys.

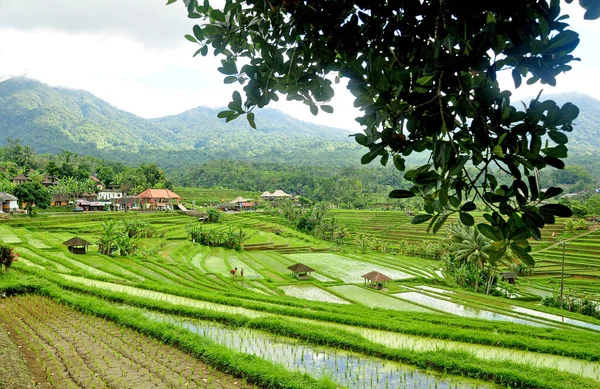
[
  {"left": 41, "top": 175, "right": 59, "bottom": 187},
  {"left": 51, "top": 194, "right": 70, "bottom": 207},
  {"left": 12, "top": 174, "right": 29, "bottom": 185},
  {"left": 0, "top": 192, "right": 19, "bottom": 213},
  {"left": 89, "top": 175, "right": 104, "bottom": 190},
  {"left": 135, "top": 189, "right": 182, "bottom": 210}
]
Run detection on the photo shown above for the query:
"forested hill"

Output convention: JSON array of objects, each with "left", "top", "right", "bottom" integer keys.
[
  {"left": 0, "top": 78, "right": 361, "bottom": 166},
  {"left": 2, "top": 77, "right": 600, "bottom": 169}
]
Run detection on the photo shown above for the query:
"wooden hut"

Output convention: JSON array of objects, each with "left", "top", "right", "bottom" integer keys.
[
  {"left": 63, "top": 237, "right": 92, "bottom": 254},
  {"left": 501, "top": 271, "right": 518, "bottom": 284},
  {"left": 287, "top": 263, "right": 315, "bottom": 280},
  {"left": 362, "top": 271, "right": 392, "bottom": 289}
]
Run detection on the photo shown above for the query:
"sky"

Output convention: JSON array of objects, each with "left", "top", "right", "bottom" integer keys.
[{"left": 1, "top": 0, "right": 599, "bottom": 132}]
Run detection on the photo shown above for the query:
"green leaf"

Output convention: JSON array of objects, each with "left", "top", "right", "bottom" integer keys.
[
  {"left": 232, "top": 91, "right": 242, "bottom": 110},
  {"left": 416, "top": 75, "right": 435, "bottom": 85},
  {"left": 320, "top": 105, "right": 334, "bottom": 114},
  {"left": 389, "top": 190, "right": 415, "bottom": 199},
  {"left": 541, "top": 186, "right": 563, "bottom": 200},
  {"left": 210, "top": 9, "right": 226, "bottom": 22},
  {"left": 225, "top": 112, "right": 240, "bottom": 123},
  {"left": 166, "top": 0, "right": 178, "bottom": 5},
  {"left": 380, "top": 153, "right": 389, "bottom": 166},
  {"left": 224, "top": 76, "right": 238, "bottom": 84},
  {"left": 543, "top": 156, "right": 565, "bottom": 169},
  {"left": 547, "top": 131, "right": 568, "bottom": 145},
  {"left": 411, "top": 214, "right": 434, "bottom": 224},
  {"left": 493, "top": 145, "right": 504, "bottom": 158},
  {"left": 477, "top": 223, "right": 502, "bottom": 240},
  {"left": 309, "top": 104, "right": 318, "bottom": 116},
  {"left": 432, "top": 213, "right": 449, "bottom": 234},
  {"left": 393, "top": 155, "right": 406, "bottom": 171},
  {"left": 584, "top": 5, "right": 600, "bottom": 20},
  {"left": 512, "top": 67, "right": 522, "bottom": 89},
  {"left": 354, "top": 134, "right": 369, "bottom": 146},
  {"left": 510, "top": 242, "right": 535, "bottom": 266},
  {"left": 361, "top": 152, "right": 378, "bottom": 165},
  {"left": 193, "top": 25, "right": 204, "bottom": 41},
  {"left": 560, "top": 102, "right": 579, "bottom": 122},
  {"left": 217, "top": 110, "right": 233, "bottom": 119},
  {"left": 459, "top": 212, "right": 475, "bottom": 226},
  {"left": 184, "top": 34, "right": 197, "bottom": 43},
  {"left": 539, "top": 204, "right": 573, "bottom": 217},
  {"left": 461, "top": 202, "right": 477, "bottom": 212},
  {"left": 544, "top": 30, "right": 579, "bottom": 54},
  {"left": 246, "top": 112, "right": 256, "bottom": 129}
]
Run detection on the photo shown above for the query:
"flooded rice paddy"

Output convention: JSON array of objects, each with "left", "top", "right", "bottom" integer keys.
[{"left": 146, "top": 311, "right": 491, "bottom": 389}]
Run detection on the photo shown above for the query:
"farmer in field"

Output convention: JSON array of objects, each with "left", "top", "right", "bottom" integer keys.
[
  {"left": 230, "top": 268, "right": 236, "bottom": 277},
  {"left": 241, "top": 268, "right": 244, "bottom": 277}
]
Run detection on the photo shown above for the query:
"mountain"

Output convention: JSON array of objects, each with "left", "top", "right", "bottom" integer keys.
[
  {"left": 2, "top": 78, "right": 600, "bottom": 169},
  {"left": 0, "top": 78, "right": 362, "bottom": 165}
]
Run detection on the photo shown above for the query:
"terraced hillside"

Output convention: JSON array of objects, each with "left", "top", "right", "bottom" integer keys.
[{"left": 0, "top": 211, "right": 599, "bottom": 389}]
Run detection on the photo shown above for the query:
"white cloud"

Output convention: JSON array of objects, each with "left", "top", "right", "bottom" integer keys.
[{"left": 1, "top": 0, "right": 598, "bottom": 132}]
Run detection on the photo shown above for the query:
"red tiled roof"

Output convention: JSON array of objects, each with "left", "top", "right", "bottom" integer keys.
[{"left": 135, "top": 189, "right": 182, "bottom": 199}]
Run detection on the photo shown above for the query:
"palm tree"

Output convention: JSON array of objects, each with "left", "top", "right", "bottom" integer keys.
[
  {"left": 354, "top": 234, "right": 370, "bottom": 254},
  {"left": 98, "top": 220, "right": 119, "bottom": 255},
  {"left": 446, "top": 221, "right": 491, "bottom": 293}
]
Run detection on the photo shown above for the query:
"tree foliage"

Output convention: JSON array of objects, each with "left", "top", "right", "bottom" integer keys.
[
  {"left": 174, "top": 0, "right": 600, "bottom": 264},
  {"left": 13, "top": 182, "right": 51, "bottom": 215}
]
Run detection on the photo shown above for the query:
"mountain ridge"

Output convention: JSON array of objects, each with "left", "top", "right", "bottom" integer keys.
[{"left": 1, "top": 77, "right": 599, "bottom": 168}]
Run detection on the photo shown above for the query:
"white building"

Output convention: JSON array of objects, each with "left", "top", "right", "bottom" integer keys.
[
  {"left": 97, "top": 190, "right": 124, "bottom": 201},
  {"left": 0, "top": 192, "right": 19, "bottom": 213}
]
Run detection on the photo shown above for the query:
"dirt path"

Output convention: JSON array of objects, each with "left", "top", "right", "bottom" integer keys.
[{"left": 0, "top": 295, "right": 256, "bottom": 389}]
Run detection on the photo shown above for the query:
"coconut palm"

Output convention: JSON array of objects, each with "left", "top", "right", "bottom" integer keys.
[{"left": 446, "top": 221, "right": 492, "bottom": 293}]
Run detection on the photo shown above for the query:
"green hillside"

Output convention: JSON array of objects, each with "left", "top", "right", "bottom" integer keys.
[{"left": 0, "top": 78, "right": 362, "bottom": 165}]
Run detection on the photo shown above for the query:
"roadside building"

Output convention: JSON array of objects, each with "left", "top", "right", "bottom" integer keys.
[{"left": 98, "top": 190, "right": 124, "bottom": 201}]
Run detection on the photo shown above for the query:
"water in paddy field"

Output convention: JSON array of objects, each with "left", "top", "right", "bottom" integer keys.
[{"left": 145, "top": 312, "right": 489, "bottom": 389}]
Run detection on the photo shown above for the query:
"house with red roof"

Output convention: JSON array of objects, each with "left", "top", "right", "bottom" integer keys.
[{"left": 135, "top": 189, "right": 182, "bottom": 210}]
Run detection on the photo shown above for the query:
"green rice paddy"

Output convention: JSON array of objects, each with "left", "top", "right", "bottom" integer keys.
[{"left": 1, "top": 208, "right": 599, "bottom": 389}]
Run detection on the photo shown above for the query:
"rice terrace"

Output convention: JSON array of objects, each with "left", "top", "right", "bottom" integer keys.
[{"left": 1, "top": 202, "right": 599, "bottom": 389}]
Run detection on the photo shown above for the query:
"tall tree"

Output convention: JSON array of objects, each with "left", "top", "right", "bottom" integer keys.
[
  {"left": 13, "top": 182, "right": 51, "bottom": 215},
  {"left": 173, "top": 0, "right": 600, "bottom": 265}
]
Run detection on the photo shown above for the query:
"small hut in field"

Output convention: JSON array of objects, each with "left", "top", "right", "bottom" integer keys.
[
  {"left": 63, "top": 237, "right": 92, "bottom": 254},
  {"left": 362, "top": 271, "right": 392, "bottom": 289},
  {"left": 288, "top": 263, "right": 315, "bottom": 280},
  {"left": 501, "top": 271, "right": 518, "bottom": 284}
]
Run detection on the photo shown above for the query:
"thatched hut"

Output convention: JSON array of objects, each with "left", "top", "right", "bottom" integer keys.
[
  {"left": 63, "top": 237, "right": 92, "bottom": 254},
  {"left": 501, "top": 271, "right": 518, "bottom": 284},
  {"left": 287, "top": 263, "right": 315, "bottom": 280},
  {"left": 362, "top": 271, "right": 392, "bottom": 289}
]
